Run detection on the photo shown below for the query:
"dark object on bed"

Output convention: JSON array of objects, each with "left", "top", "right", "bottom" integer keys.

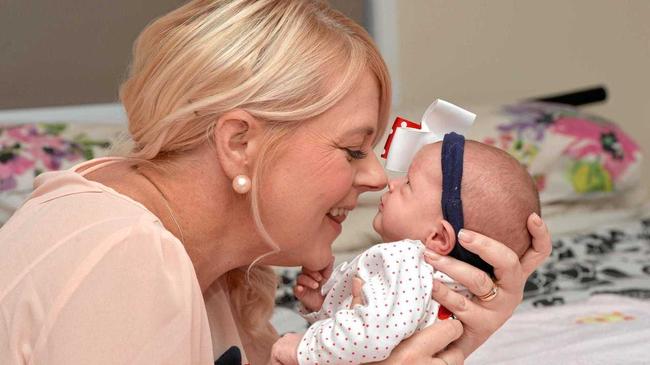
[
  {"left": 531, "top": 85, "right": 607, "bottom": 106},
  {"left": 214, "top": 346, "right": 242, "bottom": 365}
]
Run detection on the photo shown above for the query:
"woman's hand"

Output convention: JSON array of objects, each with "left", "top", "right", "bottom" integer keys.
[
  {"left": 423, "top": 213, "right": 552, "bottom": 357},
  {"left": 368, "top": 319, "right": 465, "bottom": 365}
]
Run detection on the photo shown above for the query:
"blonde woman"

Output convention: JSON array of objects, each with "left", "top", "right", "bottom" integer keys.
[{"left": 0, "top": 1, "right": 551, "bottom": 364}]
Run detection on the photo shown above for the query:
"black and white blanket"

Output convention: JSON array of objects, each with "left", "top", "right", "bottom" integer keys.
[
  {"left": 273, "top": 217, "right": 650, "bottom": 331},
  {"left": 521, "top": 217, "right": 650, "bottom": 310}
]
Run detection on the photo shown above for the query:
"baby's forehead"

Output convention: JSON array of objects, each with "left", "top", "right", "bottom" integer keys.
[
  {"left": 413, "top": 142, "right": 442, "bottom": 164},
  {"left": 411, "top": 143, "right": 443, "bottom": 176}
]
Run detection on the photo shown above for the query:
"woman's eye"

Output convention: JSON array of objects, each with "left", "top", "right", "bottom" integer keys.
[{"left": 344, "top": 148, "right": 368, "bottom": 161}]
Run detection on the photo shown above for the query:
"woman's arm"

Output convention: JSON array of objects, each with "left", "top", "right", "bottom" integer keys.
[
  {"left": 369, "top": 213, "right": 551, "bottom": 364},
  {"left": 423, "top": 213, "right": 552, "bottom": 357}
]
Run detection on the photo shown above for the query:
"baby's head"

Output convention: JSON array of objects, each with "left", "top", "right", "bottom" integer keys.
[{"left": 373, "top": 140, "right": 540, "bottom": 259}]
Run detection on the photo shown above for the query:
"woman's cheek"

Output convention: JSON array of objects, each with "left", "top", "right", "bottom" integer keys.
[{"left": 319, "top": 161, "right": 355, "bottom": 199}]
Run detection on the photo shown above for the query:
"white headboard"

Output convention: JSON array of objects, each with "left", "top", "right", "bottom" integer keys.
[{"left": 0, "top": 103, "right": 127, "bottom": 125}]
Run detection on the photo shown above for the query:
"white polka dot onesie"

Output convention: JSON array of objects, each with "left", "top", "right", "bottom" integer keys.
[{"left": 297, "top": 239, "right": 469, "bottom": 364}]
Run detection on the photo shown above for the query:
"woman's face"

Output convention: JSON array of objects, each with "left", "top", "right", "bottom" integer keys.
[{"left": 260, "top": 70, "right": 387, "bottom": 271}]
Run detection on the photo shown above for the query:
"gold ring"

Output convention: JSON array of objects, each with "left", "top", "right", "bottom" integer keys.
[{"left": 477, "top": 285, "right": 498, "bottom": 302}]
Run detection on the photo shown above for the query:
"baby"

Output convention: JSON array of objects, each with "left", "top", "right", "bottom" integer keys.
[{"left": 271, "top": 134, "right": 540, "bottom": 365}]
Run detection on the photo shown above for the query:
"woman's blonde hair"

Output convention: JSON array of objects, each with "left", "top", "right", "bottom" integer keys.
[{"left": 119, "top": 0, "right": 391, "bottom": 350}]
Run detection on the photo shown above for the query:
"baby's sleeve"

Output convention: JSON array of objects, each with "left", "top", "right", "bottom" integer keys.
[
  {"left": 297, "top": 243, "right": 435, "bottom": 365},
  {"left": 27, "top": 217, "right": 213, "bottom": 365},
  {"left": 298, "top": 303, "right": 328, "bottom": 324}
]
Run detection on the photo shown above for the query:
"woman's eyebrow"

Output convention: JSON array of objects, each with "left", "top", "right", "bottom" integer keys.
[{"left": 343, "top": 126, "right": 376, "bottom": 137}]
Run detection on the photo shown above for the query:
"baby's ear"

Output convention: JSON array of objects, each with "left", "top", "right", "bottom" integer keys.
[{"left": 424, "top": 220, "right": 456, "bottom": 255}]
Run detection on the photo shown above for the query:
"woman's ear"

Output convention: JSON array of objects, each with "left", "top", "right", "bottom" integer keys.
[
  {"left": 211, "top": 109, "right": 263, "bottom": 179},
  {"left": 424, "top": 220, "right": 457, "bottom": 255}
]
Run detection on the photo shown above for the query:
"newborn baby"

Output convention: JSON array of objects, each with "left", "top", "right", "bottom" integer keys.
[{"left": 271, "top": 135, "right": 540, "bottom": 365}]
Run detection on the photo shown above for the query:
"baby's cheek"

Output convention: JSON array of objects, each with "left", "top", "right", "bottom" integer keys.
[{"left": 372, "top": 213, "right": 381, "bottom": 231}]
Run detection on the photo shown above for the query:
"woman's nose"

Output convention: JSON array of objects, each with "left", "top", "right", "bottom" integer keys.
[
  {"left": 387, "top": 179, "right": 397, "bottom": 192},
  {"left": 387, "top": 176, "right": 406, "bottom": 192},
  {"left": 355, "top": 152, "right": 388, "bottom": 192}
]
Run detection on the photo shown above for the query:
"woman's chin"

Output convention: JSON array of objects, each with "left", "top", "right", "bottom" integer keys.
[{"left": 304, "top": 249, "right": 333, "bottom": 272}]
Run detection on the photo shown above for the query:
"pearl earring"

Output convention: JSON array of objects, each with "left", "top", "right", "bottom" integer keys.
[{"left": 232, "top": 175, "right": 251, "bottom": 194}]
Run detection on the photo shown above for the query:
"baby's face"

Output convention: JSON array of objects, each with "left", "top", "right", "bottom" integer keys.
[{"left": 373, "top": 143, "right": 443, "bottom": 242}]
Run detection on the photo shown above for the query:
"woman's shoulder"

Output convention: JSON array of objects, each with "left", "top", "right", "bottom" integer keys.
[
  {"left": 0, "top": 188, "right": 194, "bottom": 301},
  {"left": 4, "top": 162, "right": 172, "bottom": 242},
  {"left": 25, "top": 161, "right": 156, "bottom": 217},
  {"left": 1, "top": 178, "right": 190, "bottom": 286},
  {"left": 0, "top": 167, "right": 195, "bottom": 315},
  {"left": 0, "top": 174, "right": 209, "bottom": 363}
]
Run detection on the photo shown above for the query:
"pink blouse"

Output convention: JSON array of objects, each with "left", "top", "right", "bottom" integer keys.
[{"left": 0, "top": 158, "right": 249, "bottom": 364}]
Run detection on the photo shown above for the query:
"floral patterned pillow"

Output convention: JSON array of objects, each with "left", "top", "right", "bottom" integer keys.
[
  {"left": 0, "top": 123, "right": 122, "bottom": 223},
  {"left": 468, "top": 102, "right": 643, "bottom": 204}
]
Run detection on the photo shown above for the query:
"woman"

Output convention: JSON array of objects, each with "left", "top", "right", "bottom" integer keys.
[{"left": 0, "top": 1, "right": 551, "bottom": 364}]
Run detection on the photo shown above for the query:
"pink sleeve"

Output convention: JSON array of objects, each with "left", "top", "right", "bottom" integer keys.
[{"left": 26, "top": 217, "right": 213, "bottom": 365}]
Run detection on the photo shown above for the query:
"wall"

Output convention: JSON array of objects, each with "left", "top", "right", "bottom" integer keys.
[
  {"left": 392, "top": 0, "right": 650, "bottom": 184},
  {"left": 0, "top": 0, "right": 186, "bottom": 108},
  {"left": 0, "top": 0, "right": 365, "bottom": 109}
]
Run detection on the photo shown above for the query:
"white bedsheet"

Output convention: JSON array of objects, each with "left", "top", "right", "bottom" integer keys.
[{"left": 468, "top": 295, "right": 650, "bottom": 365}]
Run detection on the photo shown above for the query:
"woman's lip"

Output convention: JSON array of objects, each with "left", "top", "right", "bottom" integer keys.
[{"left": 326, "top": 214, "right": 344, "bottom": 233}]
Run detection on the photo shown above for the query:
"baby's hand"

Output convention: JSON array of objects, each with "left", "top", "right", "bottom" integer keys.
[
  {"left": 270, "top": 332, "right": 303, "bottom": 365},
  {"left": 293, "top": 258, "right": 334, "bottom": 312}
]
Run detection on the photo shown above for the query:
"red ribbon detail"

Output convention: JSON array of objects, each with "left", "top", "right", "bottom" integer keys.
[
  {"left": 437, "top": 305, "right": 454, "bottom": 320},
  {"left": 381, "top": 117, "right": 421, "bottom": 159}
]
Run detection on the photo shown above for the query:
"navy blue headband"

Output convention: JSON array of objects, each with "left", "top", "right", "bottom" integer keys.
[{"left": 441, "top": 132, "right": 494, "bottom": 277}]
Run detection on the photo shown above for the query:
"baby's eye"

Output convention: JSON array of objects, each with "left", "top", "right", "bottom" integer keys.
[{"left": 344, "top": 148, "right": 368, "bottom": 161}]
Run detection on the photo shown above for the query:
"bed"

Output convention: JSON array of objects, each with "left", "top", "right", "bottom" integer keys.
[
  {"left": 1, "top": 96, "right": 648, "bottom": 364},
  {"left": 273, "top": 205, "right": 650, "bottom": 355},
  {"left": 271, "top": 92, "right": 650, "bottom": 363},
  {"left": 0, "top": 103, "right": 126, "bottom": 223}
]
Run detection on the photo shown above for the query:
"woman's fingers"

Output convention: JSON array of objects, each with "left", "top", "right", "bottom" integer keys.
[
  {"left": 350, "top": 277, "right": 365, "bottom": 308},
  {"left": 455, "top": 229, "right": 523, "bottom": 292},
  {"left": 436, "top": 346, "right": 465, "bottom": 365},
  {"left": 401, "top": 319, "right": 463, "bottom": 358},
  {"left": 367, "top": 319, "right": 464, "bottom": 364},
  {"left": 430, "top": 281, "right": 490, "bottom": 357},
  {"left": 296, "top": 274, "right": 319, "bottom": 290},
  {"left": 430, "top": 280, "right": 473, "bottom": 318},
  {"left": 424, "top": 251, "right": 495, "bottom": 299},
  {"left": 521, "top": 213, "right": 552, "bottom": 277}
]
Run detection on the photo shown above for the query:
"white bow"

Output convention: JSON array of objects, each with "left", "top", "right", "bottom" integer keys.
[{"left": 383, "top": 99, "right": 477, "bottom": 172}]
